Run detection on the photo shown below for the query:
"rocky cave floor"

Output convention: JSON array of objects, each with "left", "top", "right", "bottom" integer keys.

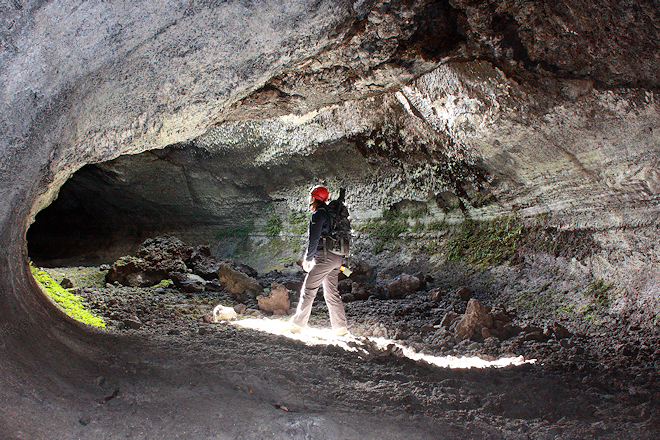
[{"left": 37, "top": 259, "right": 660, "bottom": 439}]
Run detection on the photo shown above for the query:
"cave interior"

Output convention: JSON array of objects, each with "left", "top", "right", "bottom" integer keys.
[{"left": 2, "top": 0, "right": 660, "bottom": 438}]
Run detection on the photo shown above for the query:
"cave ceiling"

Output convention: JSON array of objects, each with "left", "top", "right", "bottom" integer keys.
[{"left": 3, "top": 0, "right": 659, "bottom": 214}]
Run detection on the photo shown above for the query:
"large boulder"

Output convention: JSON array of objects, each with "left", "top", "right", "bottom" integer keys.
[
  {"left": 105, "top": 236, "right": 253, "bottom": 294},
  {"left": 346, "top": 260, "right": 373, "bottom": 283},
  {"left": 454, "top": 301, "right": 522, "bottom": 342},
  {"left": 135, "top": 236, "right": 193, "bottom": 263},
  {"left": 455, "top": 299, "right": 493, "bottom": 343},
  {"left": 257, "top": 284, "right": 290, "bottom": 315},
  {"left": 216, "top": 263, "right": 263, "bottom": 299},
  {"left": 189, "top": 245, "right": 223, "bottom": 280},
  {"left": 386, "top": 273, "right": 420, "bottom": 299},
  {"left": 171, "top": 273, "right": 206, "bottom": 293},
  {"left": 105, "top": 256, "right": 172, "bottom": 287},
  {"left": 106, "top": 236, "right": 192, "bottom": 287}
]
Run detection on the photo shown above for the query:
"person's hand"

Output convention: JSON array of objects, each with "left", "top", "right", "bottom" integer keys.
[{"left": 303, "top": 260, "right": 314, "bottom": 272}]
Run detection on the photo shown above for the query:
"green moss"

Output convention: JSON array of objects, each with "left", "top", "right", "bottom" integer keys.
[
  {"left": 556, "top": 303, "right": 576, "bottom": 318},
  {"left": 156, "top": 279, "right": 172, "bottom": 288},
  {"left": 115, "top": 256, "right": 141, "bottom": 267},
  {"left": 513, "top": 285, "right": 554, "bottom": 316},
  {"left": 584, "top": 279, "right": 613, "bottom": 307},
  {"left": 411, "top": 220, "right": 425, "bottom": 233},
  {"left": 426, "top": 219, "right": 447, "bottom": 231},
  {"left": 265, "top": 215, "right": 283, "bottom": 237},
  {"left": 30, "top": 263, "right": 106, "bottom": 327},
  {"left": 407, "top": 207, "right": 429, "bottom": 219},
  {"left": 567, "top": 281, "right": 615, "bottom": 326},
  {"left": 250, "top": 235, "right": 302, "bottom": 272},
  {"left": 579, "top": 305, "right": 603, "bottom": 325},
  {"left": 288, "top": 211, "right": 308, "bottom": 235},
  {"left": 445, "top": 214, "right": 523, "bottom": 267},
  {"left": 216, "top": 222, "right": 254, "bottom": 239},
  {"left": 216, "top": 221, "right": 254, "bottom": 256},
  {"left": 360, "top": 209, "right": 408, "bottom": 254},
  {"left": 43, "top": 266, "right": 106, "bottom": 289}
]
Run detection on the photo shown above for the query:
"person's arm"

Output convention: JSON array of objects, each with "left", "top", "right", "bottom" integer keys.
[{"left": 305, "top": 210, "right": 325, "bottom": 262}]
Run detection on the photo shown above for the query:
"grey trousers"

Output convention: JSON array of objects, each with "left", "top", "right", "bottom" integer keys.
[{"left": 290, "top": 250, "right": 347, "bottom": 330}]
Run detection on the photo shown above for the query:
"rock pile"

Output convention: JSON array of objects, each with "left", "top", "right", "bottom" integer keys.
[
  {"left": 453, "top": 300, "right": 520, "bottom": 342},
  {"left": 339, "top": 270, "right": 431, "bottom": 302},
  {"left": 106, "top": 236, "right": 263, "bottom": 300},
  {"left": 103, "top": 238, "right": 579, "bottom": 351},
  {"left": 216, "top": 263, "right": 263, "bottom": 300},
  {"left": 434, "top": 298, "right": 573, "bottom": 345}
]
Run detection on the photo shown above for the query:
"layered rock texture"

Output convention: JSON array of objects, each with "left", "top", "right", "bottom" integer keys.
[{"left": 2, "top": 0, "right": 660, "bottom": 437}]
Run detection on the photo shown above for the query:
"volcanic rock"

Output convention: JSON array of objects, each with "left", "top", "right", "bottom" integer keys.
[
  {"left": 205, "top": 280, "right": 224, "bottom": 292},
  {"left": 106, "top": 257, "right": 166, "bottom": 287},
  {"left": 135, "top": 236, "right": 193, "bottom": 263},
  {"left": 346, "top": 260, "right": 372, "bottom": 283},
  {"left": 105, "top": 236, "right": 192, "bottom": 287},
  {"left": 548, "top": 321, "right": 572, "bottom": 340},
  {"left": 455, "top": 299, "right": 493, "bottom": 343},
  {"left": 439, "top": 312, "right": 460, "bottom": 329},
  {"left": 216, "top": 263, "right": 263, "bottom": 299},
  {"left": 338, "top": 279, "right": 352, "bottom": 294},
  {"left": 341, "top": 293, "right": 356, "bottom": 303},
  {"left": 428, "top": 288, "right": 444, "bottom": 302},
  {"left": 123, "top": 318, "right": 142, "bottom": 330},
  {"left": 454, "top": 287, "right": 472, "bottom": 301},
  {"left": 386, "top": 273, "right": 421, "bottom": 299},
  {"left": 351, "top": 283, "right": 370, "bottom": 301},
  {"left": 189, "top": 245, "right": 222, "bottom": 280},
  {"left": 257, "top": 284, "right": 291, "bottom": 314},
  {"left": 171, "top": 273, "right": 205, "bottom": 293}
]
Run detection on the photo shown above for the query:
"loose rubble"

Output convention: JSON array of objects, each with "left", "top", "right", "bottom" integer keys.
[{"left": 52, "top": 235, "right": 657, "bottom": 407}]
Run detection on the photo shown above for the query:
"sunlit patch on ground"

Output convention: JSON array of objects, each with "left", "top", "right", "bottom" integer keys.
[{"left": 231, "top": 317, "right": 535, "bottom": 369}]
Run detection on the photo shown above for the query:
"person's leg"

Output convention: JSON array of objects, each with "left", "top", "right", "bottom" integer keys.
[
  {"left": 322, "top": 252, "right": 347, "bottom": 330},
  {"left": 290, "top": 256, "right": 335, "bottom": 328}
]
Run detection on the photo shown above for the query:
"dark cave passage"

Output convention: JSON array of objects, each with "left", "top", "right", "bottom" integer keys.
[
  {"left": 27, "top": 163, "right": 173, "bottom": 266},
  {"left": 27, "top": 131, "right": 380, "bottom": 268}
]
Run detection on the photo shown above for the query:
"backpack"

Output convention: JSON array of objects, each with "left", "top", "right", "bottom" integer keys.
[{"left": 324, "top": 188, "right": 351, "bottom": 256}]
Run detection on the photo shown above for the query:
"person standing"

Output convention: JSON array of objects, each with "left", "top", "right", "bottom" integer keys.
[{"left": 287, "top": 185, "right": 348, "bottom": 336}]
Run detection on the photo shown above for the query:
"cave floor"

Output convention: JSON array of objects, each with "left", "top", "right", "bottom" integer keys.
[{"left": 6, "top": 267, "right": 660, "bottom": 439}]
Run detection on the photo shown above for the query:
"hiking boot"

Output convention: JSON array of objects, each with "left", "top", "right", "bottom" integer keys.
[
  {"left": 333, "top": 326, "right": 348, "bottom": 337},
  {"left": 281, "top": 322, "right": 302, "bottom": 334}
]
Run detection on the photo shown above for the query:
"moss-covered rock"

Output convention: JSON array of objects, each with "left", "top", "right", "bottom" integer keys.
[{"left": 30, "top": 264, "right": 105, "bottom": 328}]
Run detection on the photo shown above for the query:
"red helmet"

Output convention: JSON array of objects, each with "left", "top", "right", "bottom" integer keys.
[{"left": 309, "top": 185, "right": 329, "bottom": 202}]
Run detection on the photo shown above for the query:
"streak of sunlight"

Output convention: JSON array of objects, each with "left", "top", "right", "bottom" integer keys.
[{"left": 231, "top": 317, "right": 535, "bottom": 369}]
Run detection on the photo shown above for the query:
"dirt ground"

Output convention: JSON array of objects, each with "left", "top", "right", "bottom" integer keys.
[{"left": 9, "top": 263, "right": 656, "bottom": 440}]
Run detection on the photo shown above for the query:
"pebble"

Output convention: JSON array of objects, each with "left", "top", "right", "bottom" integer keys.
[{"left": 123, "top": 319, "right": 142, "bottom": 330}]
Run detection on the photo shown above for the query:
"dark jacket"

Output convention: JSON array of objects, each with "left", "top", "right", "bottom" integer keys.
[{"left": 305, "top": 205, "right": 330, "bottom": 261}]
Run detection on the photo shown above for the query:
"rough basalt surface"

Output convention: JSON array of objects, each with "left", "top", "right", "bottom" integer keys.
[{"left": 3, "top": 0, "right": 660, "bottom": 438}]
